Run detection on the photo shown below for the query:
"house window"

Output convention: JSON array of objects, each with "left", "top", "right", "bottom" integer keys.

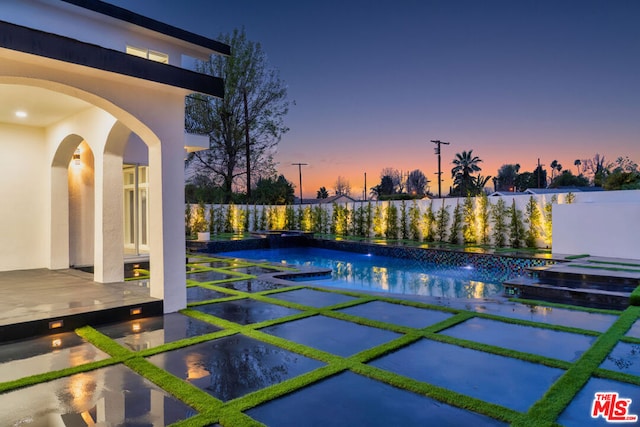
[
  {"left": 123, "top": 165, "right": 149, "bottom": 255},
  {"left": 126, "top": 45, "right": 169, "bottom": 64}
]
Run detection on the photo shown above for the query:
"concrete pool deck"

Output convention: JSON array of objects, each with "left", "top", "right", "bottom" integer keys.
[
  {"left": 0, "top": 254, "right": 639, "bottom": 426},
  {"left": 0, "top": 268, "right": 162, "bottom": 341}
]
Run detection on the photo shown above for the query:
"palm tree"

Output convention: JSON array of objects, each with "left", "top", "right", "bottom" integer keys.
[
  {"left": 550, "top": 160, "right": 558, "bottom": 179},
  {"left": 316, "top": 186, "right": 329, "bottom": 199},
  {"left": 451, "top": 150, "right": 482, "bottom": 196},
  {"left": 574, "top": 159, "right": 581, "bottom": 175},
  {"left": 473, "top": 174, "right": 492, "bottom": 194}
]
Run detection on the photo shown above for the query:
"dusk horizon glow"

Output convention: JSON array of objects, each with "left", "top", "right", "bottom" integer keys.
[{"left": 108, "top": 0, "right": 640, "bottom": 198}]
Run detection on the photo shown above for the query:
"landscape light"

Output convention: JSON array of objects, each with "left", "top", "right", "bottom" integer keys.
[{"left": 49, "top": 320, "right": 64, "bottom": 329}]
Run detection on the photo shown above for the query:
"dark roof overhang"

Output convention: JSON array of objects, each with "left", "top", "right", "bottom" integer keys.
[
  {"left": 0, "top": 20, "right": 224, "bottom": 98},
  {"left": 61, "top": 0, "right": 231, "bottom": 56}
]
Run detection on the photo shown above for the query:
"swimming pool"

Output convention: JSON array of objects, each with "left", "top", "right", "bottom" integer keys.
[{"left": 218, "top": 247, "right": 527, "bottom": 299}]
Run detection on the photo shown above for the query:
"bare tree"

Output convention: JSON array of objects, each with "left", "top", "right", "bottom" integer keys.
[
  {"left": 380, "top": 167, "right": 403, "bottom": 193},
  {"left": 406, "top": 169, "right": 429, "bottom": 196},
  {"left": 186, "top": 28, "right": 290, "bottom": 202},
  {"left": 334, "top": 176, "right": 351, "bottom": 196},
  {"left": 581, "top": 153, "right": 608, "bottom": 186}
]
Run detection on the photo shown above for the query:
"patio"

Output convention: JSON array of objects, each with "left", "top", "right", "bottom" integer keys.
[
  {"left": 0, "top": 254, "right": 639, "bottom": 426},
  {"left": 0, "top": 268, "right": 162, "bottom": 341}
]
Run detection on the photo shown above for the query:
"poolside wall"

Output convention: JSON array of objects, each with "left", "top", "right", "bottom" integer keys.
[
  {"left": 310, "top": 239, "right": 552, "bottom": 277},
  {"left": 191, "top": 235, "right": 552, "bottom": 279},
  {"left": 187, "top": 189, "right": 640, "bottom": 254},
  {"left": 554, "top": 202, "right": 640, "bottom": 260}
]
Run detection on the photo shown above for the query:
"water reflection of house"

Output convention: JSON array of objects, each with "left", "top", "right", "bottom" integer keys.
[{"left": 0, "top": 1, "right": 229, "bottom": 312}]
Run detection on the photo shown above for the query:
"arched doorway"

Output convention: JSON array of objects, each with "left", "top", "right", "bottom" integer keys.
[
  {"left": 68, "top": 140, "right": 95, "bottom": 267},
  {"left": 1, "top": 75, "right": 186, "bottom": 312}
]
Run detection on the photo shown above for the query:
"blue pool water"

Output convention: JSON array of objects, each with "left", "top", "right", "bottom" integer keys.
[{"left": 218, "top": 247, "right": 522, "bottom": 299}]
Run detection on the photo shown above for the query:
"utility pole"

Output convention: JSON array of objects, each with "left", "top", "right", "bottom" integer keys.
[
  {"left": 430, "top": 140, "right": 450, "bottom": 198},
  {"left": 292, "top": 163, "right": 307, "bottom": 204},
  {"left": 537, "top": 158, "right": 544, "bottom": 188},
  {"left": 243, "top": 89, "right": 251, "bottom": 199},
  {"left": 364, "top": 172, "right": 367, "bottom": 201}
]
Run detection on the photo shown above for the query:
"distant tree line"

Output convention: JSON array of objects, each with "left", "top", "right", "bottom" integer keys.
[{"left": 493, "top": 154, "right": 640, "bottom": 192}]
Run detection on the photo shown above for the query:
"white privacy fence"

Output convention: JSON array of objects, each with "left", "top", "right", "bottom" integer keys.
[{"left": 187, "top": 189, "right": 640, "bottom": 254}]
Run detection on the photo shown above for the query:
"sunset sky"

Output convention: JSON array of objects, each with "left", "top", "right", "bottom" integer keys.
[{"left": 108, "top": 0, "right": 640, "bottom": 198}]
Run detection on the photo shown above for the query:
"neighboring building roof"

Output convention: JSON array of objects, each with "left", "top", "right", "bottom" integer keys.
[
  {"left": 488, "top": 191, "right": 529, "bottom": 197},
  {"left": 61, "top": 0, "right": 230, "bottom": 55},
  {"left": 490, "top": 187, "right": 605, "bottom": 197},
  {"left": 296, "top": 194, "right": 358, "bottom": 204},
  {"left": 524, "top": 187, "right": 605, "bottom": 195}
]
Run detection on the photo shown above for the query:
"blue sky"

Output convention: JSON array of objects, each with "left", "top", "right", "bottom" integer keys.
[{"left": 108, "top": 0, "right": 640, "bottom": 197}]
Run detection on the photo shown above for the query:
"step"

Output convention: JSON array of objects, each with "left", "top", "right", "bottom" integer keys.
[{"left": 504, "top": 280, "right": 629, "bottom": 310}]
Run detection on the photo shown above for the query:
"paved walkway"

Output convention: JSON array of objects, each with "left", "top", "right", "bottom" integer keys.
[{"left": 0, "top": 268, "right": 161, "bottom": 340}]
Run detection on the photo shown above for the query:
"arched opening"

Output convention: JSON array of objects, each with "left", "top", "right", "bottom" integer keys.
[
  {"left": 68, "top": 140, "right": 95, "bottom": 267},
  {"left": 1, "top": 75, "right": 185, "bottom": 312}
]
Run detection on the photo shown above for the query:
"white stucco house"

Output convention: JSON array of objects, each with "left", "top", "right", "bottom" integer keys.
[{"left": 0, "top": 0, "right": 229, "bottom": 312}]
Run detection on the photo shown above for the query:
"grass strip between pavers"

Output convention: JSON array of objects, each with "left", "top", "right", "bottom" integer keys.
[
  {"left": 76, "top": 325, "right": 135, "bottom": 359},
  {"left": 587, "top": 259, "right": 640, "bottom": 268},
  {"left": 224, "top": 364, "right": 347, "bottom": 413},
  {"left": 621, "top": 334, "right": 640, "bottom": 345},
  {"left": 181, "top": 274, "right": 633, "bottom": 426},
  {"left": 125, "top": 357, "right": 222, "bottom": 414},
  {"left": 0, "top": 358, "right": 121, "bottom": 394},
  {"left": 6, "top": 252, "right": 638, "bottom": 427},
  {"left": 426, "top": 332, "right": 572, "bottom": 371},
  {"left": 566, "top": 263, "right": 640, "bottom": 274},
  {"left": 592, "top": 367, "right": 640, "bottom": 386},
  {"left": 630, "top": 285, "right": 640, "bottom": 306},
  {"left": 514, "top": 305, "right": 640, "bottom": 426},
  {"left": 186, "top": 293, "right": 247, "bottom": 307},
  {"left": 353, "top": 363, "right": 521, "bottom": 424},
  {"left": 76, "top": 326, "right": 227, "bottom": 427},
  {"left": 473, "top": 310, "right": 602, "bottom": 336},
  {"left": 137, "top": 329, "right": 239, "bottom": 358},
  {"left": 565, "top": 254, "right": 590, "bottom": 260}
]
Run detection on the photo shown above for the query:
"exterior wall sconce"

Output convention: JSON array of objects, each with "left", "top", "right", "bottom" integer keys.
[{"left": 73, "top": 148, "right": 81, "bottom": 166}]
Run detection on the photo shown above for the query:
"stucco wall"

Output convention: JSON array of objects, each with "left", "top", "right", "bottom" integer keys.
[
  {"left": 123, "top": 133, "right": 149, "bottom": 166},
  {"left": 194, "top": 190, "right": 640, "bottom": 258},
  {"left": 3, "top": 0, "right": 211, "bottom": 67},
  {"left": 68, "top": 141, "right": 95, "bottom": 267},
  {"left": 553, "top": 201, "right": 640, "bottom": 259},
  {"left": 0, "top": 124, "right": 48, "bottom": 270}
]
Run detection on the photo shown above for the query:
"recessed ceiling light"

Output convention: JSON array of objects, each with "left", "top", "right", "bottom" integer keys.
[{"left": 15, "top": 111, "right": 27, "bottom": 118}]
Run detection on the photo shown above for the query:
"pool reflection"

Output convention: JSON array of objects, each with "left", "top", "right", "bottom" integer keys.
[
  {"left": 147, "top": 334, "right": 324, "bottom": 401},
  {"left": 0, "top": 364, "right": 196, "bottom": 426}
]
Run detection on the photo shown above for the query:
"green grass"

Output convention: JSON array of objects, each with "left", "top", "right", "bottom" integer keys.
[
  {"left": 566, "top": 264, "right": 640, "bottom": 273},
  {"left": 564, "top": 254, "right": 590, "bottom": 260},
  {"left": 3, "top": 254, "right": 640, "bottom": 427},
  {"left": 630, "top": 285, "right": 640, "bottom": 306},
  {"left": 587, "top": 259, "right": 640, "bottom": 268}
]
